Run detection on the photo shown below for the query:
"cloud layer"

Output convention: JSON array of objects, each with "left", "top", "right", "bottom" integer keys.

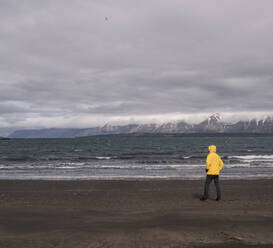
[{"left": 1, "top": 0, "right": 273, "bottom": 128}]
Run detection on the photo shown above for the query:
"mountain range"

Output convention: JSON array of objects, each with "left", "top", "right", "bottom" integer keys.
[{"left": 7, "top": 114, "right": 273, "bottom": 138}]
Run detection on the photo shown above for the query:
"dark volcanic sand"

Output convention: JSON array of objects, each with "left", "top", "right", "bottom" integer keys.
[{"left": 0, "top": 179, "right": 272, "bottom": 248}]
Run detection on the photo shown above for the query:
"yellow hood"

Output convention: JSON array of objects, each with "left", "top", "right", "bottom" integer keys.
[{"left": 208, "top": 145, "right": 216, "bottom": 153}]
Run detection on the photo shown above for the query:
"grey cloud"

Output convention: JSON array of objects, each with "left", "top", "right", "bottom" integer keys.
[
  {"left": 0, "top": 102, "right": 29, "bottom": 114},
  {"left": 0, "top": 0, "right": 273, "bottom": 128}
]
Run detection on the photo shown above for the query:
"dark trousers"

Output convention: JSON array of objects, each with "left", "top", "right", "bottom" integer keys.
[{"left": 203, "top": 175, "right": 221, "bottom": 199}]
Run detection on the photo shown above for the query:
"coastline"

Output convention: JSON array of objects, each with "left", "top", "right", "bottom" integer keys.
[
  {"left": 1, "top": 175, "right": 273, "bottom": 181},
  {"left": 0, "top": 179, "right": 273, "bottom": 247}
]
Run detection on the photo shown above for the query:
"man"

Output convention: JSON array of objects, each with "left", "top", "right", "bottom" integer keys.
[{"left": 200, "top": 145, "right": 224, "bottom": 201}]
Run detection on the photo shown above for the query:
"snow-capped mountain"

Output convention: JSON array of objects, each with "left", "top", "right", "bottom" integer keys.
[
  {"left": 8, "top": 114, "right": 273, "bottom": 138},
  {"left": 193, "top": 113, "right": 225, "bottom": 132},
  {"left": 225, "top": 116, "right": 273, "bottom": 133}
]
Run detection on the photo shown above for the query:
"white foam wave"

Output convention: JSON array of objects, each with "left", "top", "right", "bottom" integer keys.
[
  {"left": 94, "top": 164, "right": 204, "bottom": 170},
  {"left": 229, "top": 155, "right": 273, "bottom": 160},
  {"left": 1, "top": 173, "right": 273, "bottom": 180},
  {"left": 62, "top": 162, "right": 85, "bottom": 166},
  {"left": 2, "top": 160, "right": 273, "bottom": 173},
  {"left": 225, "top": 164, "right": 251, "bottom": 168},
  {"left": 96, "top": 156, "right": 111, "bottom": 160},
  {"left": 57, "top": 166, "right": 78, "bottom": 169}
]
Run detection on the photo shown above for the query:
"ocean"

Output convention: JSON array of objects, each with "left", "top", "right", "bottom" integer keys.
[{"left": 0, "top": 133, "right": 273, "bottom": 180}]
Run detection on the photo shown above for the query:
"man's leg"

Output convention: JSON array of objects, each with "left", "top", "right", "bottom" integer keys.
[
  {"left": 202, "top": 175, "right": 212, "bottom": 200},
  {"left": 214, "top": 175, "right": 221, "bottom": 200}
]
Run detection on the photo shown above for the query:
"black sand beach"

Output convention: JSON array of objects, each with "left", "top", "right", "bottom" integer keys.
[{"left": 0, "top": 179, "right": 272, "bottom": 248}]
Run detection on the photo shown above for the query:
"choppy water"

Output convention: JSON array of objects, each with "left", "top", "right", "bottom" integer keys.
[{"left": 0, "top": 134, "right": 273, "bottom": 180}]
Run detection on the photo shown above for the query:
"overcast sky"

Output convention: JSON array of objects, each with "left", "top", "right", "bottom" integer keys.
[{"left": 1, "top": 0, "right": 273, "bottom": 129}]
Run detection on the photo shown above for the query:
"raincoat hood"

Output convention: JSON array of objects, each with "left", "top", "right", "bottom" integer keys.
[{"left": 208, "top": 145, "right": 216, "bottom": 153}]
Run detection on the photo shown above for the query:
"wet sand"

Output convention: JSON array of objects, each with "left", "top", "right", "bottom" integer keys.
[{"left": 0, "top": 179, "right": 272, "bottom": 248}]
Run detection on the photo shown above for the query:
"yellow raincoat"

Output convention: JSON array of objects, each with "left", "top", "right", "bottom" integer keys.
[{"left": 206, "top": 145, "right": 224, "bottom": 175}]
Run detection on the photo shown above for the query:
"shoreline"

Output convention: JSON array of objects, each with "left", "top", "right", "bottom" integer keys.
[
  {"left": 1, "top": 176, "right": 273, "bottom": 181},
  {"left": 0, "top": 179, "right": 272, "bottom": 247}
]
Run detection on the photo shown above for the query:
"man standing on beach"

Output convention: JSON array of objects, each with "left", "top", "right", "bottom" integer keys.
[{"left": 200, "top": 145, "right": 224, "bottom": 201}]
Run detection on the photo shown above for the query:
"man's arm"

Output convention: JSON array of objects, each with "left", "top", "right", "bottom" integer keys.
[
  {"left": 206, "top": 155, "right": 211, "bottom": 172},
  {"left": 218, "top": 156, "right": 224, "bottom": 170}
]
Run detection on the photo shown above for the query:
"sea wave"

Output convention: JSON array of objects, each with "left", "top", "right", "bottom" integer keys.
[
  {"left": 0, "top": 163, "right": 204, "bottom": 170},
  {"left": 0, "top": 173, "right": 273, "bottom": 180},
  {"left": 0, "top": 154, "right": 206, "bottom": 162},
  {"left": 96, "top": 156, "right": 111, "bottom": 160},
  {"left": 2, "top": 162, "right": 272, "bottom": 171},
  {"left": 0, "top": 156, "right": 116, "bottom": 162},
  {"left": 228, "top": 155, "right": 273, "bottom": 160}
]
